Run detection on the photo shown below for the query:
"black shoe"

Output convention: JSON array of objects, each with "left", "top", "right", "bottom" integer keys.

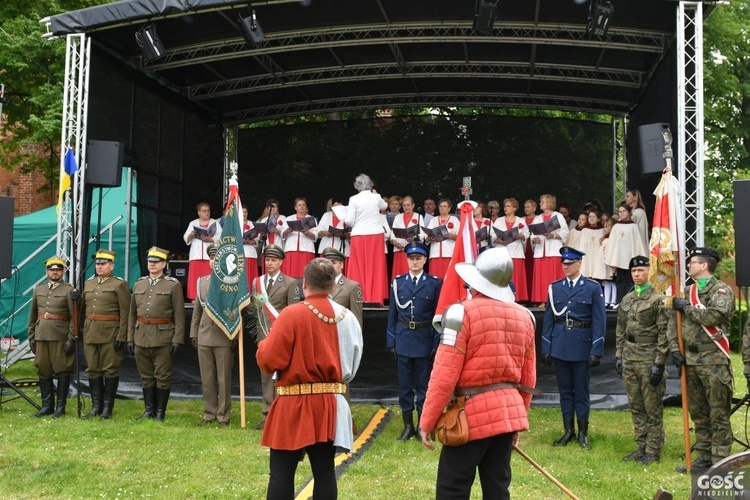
[
  {"left": 622, "top": 448, "right": 645, "bottom": 462},
  {"left": 52, "top": 375, "right": 71, "bottom": 419},
  {"left": 577, "top": 418, "right": 590, "bottom": 450},
  {"left": 638, "top": 454, "right": 660, "bottom": 465},
  {"left": 135, "top": 386, "right": 156, "bottom": 421},
  {"left": 218, "top": 422, "right": 228, "bottom": 428},
  {"left": 197, "top": 419, "right": 216, "bottom": 427},
  {"left": 154, "top": 387, "right": 170, "bottom": 422},
  {"left": 553, "top": 416, "right": 576, "bottom": 446},
  {"left": 82, "top": 377, "right": 103, "bottom": 420},
  {"left": 676, "top": 459, "right": 713, "bottom": 474},
  {"left": 34, "top": 378, "right": 55, "bottom": 418},
  {"left": 99, "top": 376, "right": 119, "bottom": 420},
  {"left": 254, "top": 418, "right": 266, "bottom": 430},
  {"left": 398, "top": 411, "right": 416, "bottom": 441}
]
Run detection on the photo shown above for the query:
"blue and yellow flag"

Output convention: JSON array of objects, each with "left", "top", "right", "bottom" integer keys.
[
  {"left": 57, "top": 147, "right": 78, "bottom": 213},
  {"left": 205, "top": 178, "right": 252, "bottom": 339}
]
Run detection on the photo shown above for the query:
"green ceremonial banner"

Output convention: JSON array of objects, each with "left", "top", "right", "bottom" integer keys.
[{"left": 205, "top": 183, "right": 252, "bottom": 340}]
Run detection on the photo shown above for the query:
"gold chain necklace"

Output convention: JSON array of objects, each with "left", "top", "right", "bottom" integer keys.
[{"left": 303, "top": 301, "right": 347, "bottom": 324}]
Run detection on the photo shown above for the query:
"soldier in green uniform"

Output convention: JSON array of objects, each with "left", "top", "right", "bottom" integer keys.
[
  {"left": 27, "top": 256, "right": 78, "bottom": 418},
  {"left": 321, "top": 247, "right": 363, "bottom": 327},
  {"left": 80, "top": 249, "right": 131, "bottom": 420},
  {"left": 669, "top": 247, "right": 735, "bottom": 472},
  {"left": 127, "top": 247, "right": 185, "bottom": 422},
  {"left": 615, "top": 255, "right": 669, "bottom": 464}
]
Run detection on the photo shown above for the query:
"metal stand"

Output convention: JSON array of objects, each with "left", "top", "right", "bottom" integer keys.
[{"left": 0, "top": 373, "right": 41, "bottom": 410}]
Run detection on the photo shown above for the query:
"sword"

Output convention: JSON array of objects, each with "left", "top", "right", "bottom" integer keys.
[{"left": 513, "top": 444, "right": 579, "bottom": 500}]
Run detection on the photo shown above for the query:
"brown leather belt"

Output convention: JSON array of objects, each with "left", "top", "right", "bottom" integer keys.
[
  {"left": 455, "top": 382, "right": 542, "bottom": 397},
  {"left": 276, "top": 382, "right": 347, "bottom": 396},
  {"left": 38, "top": 312, "right": 70, "bottom": 321},
  {"left": 85, "top": 314, "right": 120, "bottom": 321},
  {"left": 136, "top": 317, "right": 173, "bottom": 325}
]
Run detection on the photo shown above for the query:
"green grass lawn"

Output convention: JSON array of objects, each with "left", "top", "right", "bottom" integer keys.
[{"left": 2, "top": 356, "right": 749, "bottom": 499}]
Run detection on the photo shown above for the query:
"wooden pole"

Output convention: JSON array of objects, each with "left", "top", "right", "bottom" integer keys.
[
  {"left": 513, "top": 444, "right": 579, "bottom": 500},
  {"left": 675, "top": 294, "right": 691, "bottom": 471},
  {"left": 238, "top": 320, "right": 246, "bottom": 429}
]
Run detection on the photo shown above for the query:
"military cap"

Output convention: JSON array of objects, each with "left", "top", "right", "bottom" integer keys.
[
  {"left": 147, "top": 246, "right": 170, "bottom": 262},
  {"left": 45, "top": 256, "right": 66, "bottom": 270},
  {"left": 629, "top": 255, "right": 650, "bottom": 270},
  {"left": 206, "top": 243, "right": 219, "bottom": 256},
  {"left": 321, "top": 247, "right": 345, "bottom": 262},
  {"left": 559, "top": 246, "right": 585, "bottom": 264},
  {"left": 689, "top": 247, "right": 721, "bottom": 263},
  {"left": 263, "top": 244, "right": 285, "bottom": 259},
  {"left": 405, "top": 241, "right": 428, "bottom": 257},
  {"left": 94, "top": 249, "right": 116, "bottom": 264}
]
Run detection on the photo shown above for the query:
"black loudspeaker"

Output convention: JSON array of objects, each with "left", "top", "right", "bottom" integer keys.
[
  {"left": 734, "top": 180, "right": 750, "bottom": 287},
  {"left": 473, "top": 1, "right": 497, "bottom": 35},
  {"left": 636, "top": 123, "right": 671, "bottom": 177},
  {"left": 0, "top": 196, "right": 14, "bottom": 278},
  {"left": 85, "top": 140, "right": 124, "bottom": 187}
]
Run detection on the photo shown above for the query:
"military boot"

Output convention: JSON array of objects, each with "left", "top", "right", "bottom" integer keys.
[
  {"left": 552, "top": 416, "right": 575, "bottom": 446},
  {"left": 154, "top": 387, "right": 171, "bottom": 422},
  {"left": 398, "top": 411, "right": 416, "bottom": 441},
  {"left": 52, "top": 375, "right": 71, "bottom": 419},
  {"left": 622, "top": 447, "right": 645, "bottom": 462},
  {"left": 577, "top": 418, "right": 590, "bottom": 450},
  {"left": 676, "top": 459, "right": 713, "bottom": 474},
  {"left": 135, "top": 386, "right": 156, "bottom": 420},
  {"left": 34, "top": 378, "right": 55, "bottom": 417},
  {"left": 82, "top": 377, "right": 103, "bottom": 419},
  {"left": 638, "top": 453, "right": 660, "bottom": 465},
  {"left": 99, "top": 376, "right": 119, "bottom": 420}
]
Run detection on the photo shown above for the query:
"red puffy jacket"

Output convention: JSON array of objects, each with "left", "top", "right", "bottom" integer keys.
[{"left": 421, "top": 297, "right": 537, "bottom": 440}]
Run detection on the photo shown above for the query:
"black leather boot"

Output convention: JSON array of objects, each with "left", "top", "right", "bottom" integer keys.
[
  {"left": 135, "top": 386, "right": 156, "bottom": 420},
  {"left": 52, "top": 375, "right": 71, "bottom": 419},
  {"left": 553, "top": 416, "right": 576, "bottom": 446},
  {"left": 82, "top": 377, "right": 103, "bottom": 419},
  {"left": 397, "top": 411, "right": 416, "bottom": 441},
  {"left": 34, "top": 378, "right": 55, "bottom": 417},
  {"left": 154, "top": 387, "right": 170, "bottom": 422},
  {"left": 100, "top": 376, "right": 119, "bottom": 420},
  {"left": 577, "top": 418, "right": 590, "bottom": 450}
]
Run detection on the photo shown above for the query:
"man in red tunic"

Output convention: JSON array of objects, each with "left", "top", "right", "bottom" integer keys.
[
  {"left": 257, "top": 258, "right": 363, "bottom": 500},
  {"left": 419, "top": 247, "right": 537, "bottom": 499}
]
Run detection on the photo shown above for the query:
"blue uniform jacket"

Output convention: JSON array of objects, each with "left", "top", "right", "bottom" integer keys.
[
  {"left": 542, "top": 277, "right": 606, "bottom": 362},
  {"left": 387, "top": 273, "right": 442, "bottom": 358}
]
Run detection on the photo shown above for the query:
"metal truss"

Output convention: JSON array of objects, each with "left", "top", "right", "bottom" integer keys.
[
  {"left": 677, "top": 2, "right": 704, "bottom": 250},
  {"left": 611, "top": 117, "right": 628, "bottom": 213},
  {"left": 57, "top": 33, "right": 91, "bottom": 290},
  {"left": 188, "top": 61, "right": 643, "bottom": 100},
  {"left": 224, "top": 92, "right": 626, "bottom": 124},
  {"left": 144, "top": 22, "right": 670, "bottom": 72}
]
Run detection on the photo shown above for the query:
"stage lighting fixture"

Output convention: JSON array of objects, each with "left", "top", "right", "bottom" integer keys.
[
  {"left": 587, "top": 0, "right": 614, "bottom": 37},
  {"left": 239, "top": 10, "right": 266, "bottom": 47},
  {"left": 135, "top": 24, "right": 165, "bottom": 62},
  {"left": 473, "top": 0, "right": 498, "bottom": 35}
]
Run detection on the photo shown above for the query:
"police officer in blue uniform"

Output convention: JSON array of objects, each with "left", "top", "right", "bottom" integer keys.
[
  {"left": 387, "top": 241, "right": 442, "bottom": 440},
  {"left": 542, "top": 246, "right": 606, "bottom": 449}
]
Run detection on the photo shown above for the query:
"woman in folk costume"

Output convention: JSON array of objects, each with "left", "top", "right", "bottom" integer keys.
[
  {"left": 241, "top": 207, "right": 260, "bottom": 288},
  {"left": 598, "top": 216, "right": 618, "bottom": 308},
  {"left": 426, "top": 198, "right": 459, "bottom": 279},
  {"left": 566, "top": 212, "right": 588, "bottom": 250},
  {"left": 625, "top": 188, "right": 649, "bottom": 250},
  {"left": 183, "top": 201, "right": 222, "bottom": 300},
  {"left": 492, "top": 197, "right": 530, "bottom": 302},
  {"left": 604, "top": 203, "right": 647, "bottom": 305},
  {"left": 390, "top": 195, "right": 425, "bottom": 279},
  {"left": 257, "top": 198, "right": 287, "bottom": 258},
  {"left": 345, "top": 174, "right": 389, "bottom": 305},
  {"left": 529, "top": 194, "right": 569, "bottom": 306},
  {"left": 281, "top": 197, "right": 317, "bottom": 278},
  {"left": 473, "top": 202, "right": 492, "bottom": 252},
  {"left": 316, "top": 198, "right": 349, "bottom": 265}
]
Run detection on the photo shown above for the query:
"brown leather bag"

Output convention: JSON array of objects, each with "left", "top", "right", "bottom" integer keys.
[{"left": 435, "top": 395, "right": 469, "bottom": 446}]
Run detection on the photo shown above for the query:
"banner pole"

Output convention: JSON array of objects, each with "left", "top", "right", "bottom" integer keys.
[{"left": 239, "top": 321, "right": 246, "bottom": 429}]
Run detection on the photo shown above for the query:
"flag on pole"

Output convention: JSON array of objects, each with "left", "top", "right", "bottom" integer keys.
[
  {"left": 433, "top": 200, "right": 478, "bottom": 328},
  {"left": 57, "top": 147, "right": 78, "bottom": 213},
  {"left": 205, "top": 175, "right": 252, "bottom": 339},
  {"left": 648, "top": 168, "right": 683, "bottom": 293}
]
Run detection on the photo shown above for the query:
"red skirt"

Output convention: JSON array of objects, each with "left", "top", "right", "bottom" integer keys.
[
  {"left": 281, "top": 251, "right": 314, "bottom": 279},
  {"left": 245, "top": 258, "right": 259, "bottom": 289},
  {"left": 512, "top": 257, "right": 529, "bottom": 302},
  {"left": 391, "top": 251, "right": 409, "bottom": 280},
  {"left": 531, "top": 256, "right": 564, "bottom": 303},
  {"left": 187, "top": 259, "right": 212, "bottom": 300},
  {"left": 348, "top": 234, "right": 388, "bottom": 305},
  {"left": 429, "top": 257, "right": 450, "bottom": 280}
]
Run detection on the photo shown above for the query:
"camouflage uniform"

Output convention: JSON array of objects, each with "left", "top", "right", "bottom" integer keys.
[
  {"left": 615, "top": 285, "right": 669, "bottom": 458},
  {"left": 667, "top": 277, "right": 735, "bottom": 464}
]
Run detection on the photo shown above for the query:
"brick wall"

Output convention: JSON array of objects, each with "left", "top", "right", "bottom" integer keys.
[{"left": 0, "top": 167, "right": 56, "bottom": 215}]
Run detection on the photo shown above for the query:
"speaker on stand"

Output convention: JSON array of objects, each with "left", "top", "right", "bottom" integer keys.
[
  {"left": 0, "top": 196, "right": 14, "bottom": 279},
  {"left": 636, "top": 123, "right": 672, "bottom": 177}
]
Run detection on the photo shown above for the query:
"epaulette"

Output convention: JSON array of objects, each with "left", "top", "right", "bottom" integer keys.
[
  {"left": 165, "top": 276, "right": 180, "bottom": 283},
  {"left": 551, "top": 278, "right": 566, "bottom": 285},
  {"left": 426, "top": 274, "right": 440, "bottom": 281},
  {"left": 86, "top": 276, "right": 96, "bottom": 282},
  {"left": 395, "top": 274, "right": 407, "bottom": 280},
  {"left": 586, "top": 278, "right": 600, "bottom": 285},
  {"left": 114, "top": 276, "right": 124, "bottom": 281},
  {"left": 136, "top": 276, "right": 148, "bottom": 281}
]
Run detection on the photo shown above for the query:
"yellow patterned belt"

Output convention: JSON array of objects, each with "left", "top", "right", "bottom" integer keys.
[{"left": 276, "top": 382, "right": 347, "bottom": 396}]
